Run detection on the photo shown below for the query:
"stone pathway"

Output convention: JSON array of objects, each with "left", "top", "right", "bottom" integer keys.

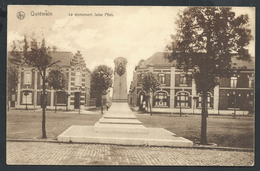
[{"left": 6, "top": 141, "right": 254, "bottom": 166}]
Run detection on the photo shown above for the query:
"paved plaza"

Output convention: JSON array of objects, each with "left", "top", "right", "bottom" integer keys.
[{"left": 6, "top": 141, "right": 254, "bottom": 166}]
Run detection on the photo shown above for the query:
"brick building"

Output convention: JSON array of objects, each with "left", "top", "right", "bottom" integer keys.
[
  {"left": 129, "top": 52, "right": 254, "bottom": 115},
  {"left": 10, "top": 50, "right": 91, "bottom": 110}
]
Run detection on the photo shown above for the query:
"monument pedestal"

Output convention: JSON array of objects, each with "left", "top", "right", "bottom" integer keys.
[
  {"left": 58, "top": 57, "right": 193, "bottom": 147},
  {"left": 94, "top": 102, "right": 148, "bottom": 134}
]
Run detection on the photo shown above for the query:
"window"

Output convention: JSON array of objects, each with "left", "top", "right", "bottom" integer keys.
[
  {"left": 22, "top": 92, "right": 32, "bottom": 104},
  {"left": 56, "top": 91, "right": 66, "bottom": 104},
  {"left": 249, "top": 77, "right": 254, "bottom": 88},
  {"left": 176, "top": 92, "right": 189, "bottom": 107},
  {"left": 180, "top": 74, "right": 187, "bottom": 86},
  {"left": 24, "top": 72, "right": 31, "bottom": 85},
  {"left": 231, "top": 77, "right": 237, "bottom": 88},
  {"left": 75, "top": 72, "right": 82, "bottom": 86},
  {"left": 158, "top": 74, "right": 165, "bottom": 84},
  {"left": 197, "top": 93, "right": 213, "bottom": 108},
  {"left": 155, "top": 92, "right": 168, "bottom": 106},
  {"left": 139, "top": 74, "right": 144, "bottom": 84}
]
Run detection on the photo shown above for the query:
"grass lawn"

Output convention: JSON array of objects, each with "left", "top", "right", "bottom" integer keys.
[
  {"left": 136, "top": 114, "right": 254, "bottom": 148},
  {"left": 7, "top": 110, "right": 103, "bottom": 140},
  {"left": 7, "top": 109, "right": 254, "bottom": 148}
]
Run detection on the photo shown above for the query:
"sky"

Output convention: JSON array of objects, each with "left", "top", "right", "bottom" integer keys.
[{"left": 7, "top": 6, "right": 255, "bottom": 91}]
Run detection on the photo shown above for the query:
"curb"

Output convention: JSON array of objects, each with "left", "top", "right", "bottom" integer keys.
[
  {"left": 7, "top": 138, "right": 58, "bottom": 143},
  {"left": 193, "top": 145, "right": 254, "bottom": 152},
  {"left": 6, "top": 138, "right": 254, "bottom": 152}
]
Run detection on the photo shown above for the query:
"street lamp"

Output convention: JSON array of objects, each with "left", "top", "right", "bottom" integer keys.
[
  {"left": 65, "top": 92, "right": 70, "bottom": 111},
  {"left": 178, "top": 93, "right": 182, "bottom": 116},
  {"left": 23, "top": 89, "right": 32, "bottom": 111}
]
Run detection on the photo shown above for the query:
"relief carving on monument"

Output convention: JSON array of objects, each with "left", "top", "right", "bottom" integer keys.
[
  {"left": 117, "top": 63, "right": 125, "bottom": 76},
  {"left": 115, "top": 59, "right": 127, "bottom": 76}
]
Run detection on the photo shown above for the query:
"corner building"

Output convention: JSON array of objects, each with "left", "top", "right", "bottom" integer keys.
[
  {"left": 11, "top": 51, "right": 91, "bottom": 110},
  {"left": 129, "top": 52, "right": 254, "bottom": 115}
]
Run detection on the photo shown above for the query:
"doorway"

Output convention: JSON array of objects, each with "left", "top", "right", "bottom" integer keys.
[{"left": 74, "top": 92, "right": 80, "bottom": 109}]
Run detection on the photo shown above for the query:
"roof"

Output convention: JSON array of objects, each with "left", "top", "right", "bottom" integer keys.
[
  {"left": 50, "top": 51, "right": 74, "bottom": 67},
  {"left": 144, "top": 52, "right": 172, "bottom": 66},
  {"left": 7, "top": 51, "right": 74, "bottom": 67},
  {"left": 231, "top": 56, "right": 255, "bottom": 70},
  {"left": 142, "top": 52, "right": 255, "bottom": 70}
]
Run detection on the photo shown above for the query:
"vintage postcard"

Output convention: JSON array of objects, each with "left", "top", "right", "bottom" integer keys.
[{"left": 7, "top": 5, "right": 255, "bottom": 166}]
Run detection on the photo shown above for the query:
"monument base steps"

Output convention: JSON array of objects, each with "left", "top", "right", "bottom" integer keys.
[
  {"left": 58, "top": 102, "right": 194, "bottom": 147},
  {"left": 58, "top": 125, "right": 193, "bottom": 147},
  {"left": 98, "top": 118, "right": 142, "bottom": 124},
  {"left": 58, "top": 57, "right": 193, "bottom": 147},
  {"left": 94, "top": 122, "right": 148, "bottom": 133}
]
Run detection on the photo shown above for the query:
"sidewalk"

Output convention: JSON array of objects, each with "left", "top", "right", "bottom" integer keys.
[{"left": 6, "top": 141, "right": 254, "bottom": 165}]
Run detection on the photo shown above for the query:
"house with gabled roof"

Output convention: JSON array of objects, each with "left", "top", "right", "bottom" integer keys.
[{"left": 9, "top": 50, "right": 91, "bottom": 110}]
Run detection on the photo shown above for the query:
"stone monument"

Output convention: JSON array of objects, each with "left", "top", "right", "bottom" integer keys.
[
  {"left": 112, "top": 57, "right": 128, "bottom": 102},
  {"left": 94, "top": 57, "right": 148, "bottom": 133},
  {"left": 57, "top": 57, "right": 193, "bottom": 147}
]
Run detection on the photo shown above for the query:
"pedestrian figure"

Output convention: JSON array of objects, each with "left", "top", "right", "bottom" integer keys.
[
  {"left": 106, "top": 102, "right": 109, "bottom": 110},
  {"left": 142, "top": 101, "right": 146, "bottom": 111}
]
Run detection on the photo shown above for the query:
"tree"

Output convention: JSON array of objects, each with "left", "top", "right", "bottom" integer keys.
[
  {"left": 166, "top": 7, "right": 253, "bottom": 145},
  {"left": 91, "top": 65, "right": 113, "bottom": 114},
  {"left": 8, "top": 41, "right": 24, "bottom": 111},
  {"left": 141, "top": 72, "right": 161, "bottom": 116},
  {"left": 11, "top": 36, "right": 60, "bottom": 138},
  {"left": 47, "top": 67, "right": 66, "bottom": 113},
  {"left": 7, "top": 65, "right": 19, "bottom": 111}
]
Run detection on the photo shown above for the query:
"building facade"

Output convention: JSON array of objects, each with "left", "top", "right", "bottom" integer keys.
[
  {"left": 129, "top": 52, "right": 254, "bottom": 115},
  {"left": 11, "top": 50, "right": 91, "bottom": 110}
]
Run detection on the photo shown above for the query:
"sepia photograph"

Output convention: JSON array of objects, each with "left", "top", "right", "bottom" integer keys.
[{"left": 6, "top": 5, "right": 255, "bottom": 165}]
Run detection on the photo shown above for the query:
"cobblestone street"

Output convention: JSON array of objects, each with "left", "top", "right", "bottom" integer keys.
[{"left": 6, "top": 141, "right": 254, "bottom": 166}]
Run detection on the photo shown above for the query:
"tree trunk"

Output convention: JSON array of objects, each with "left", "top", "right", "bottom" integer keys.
[
  {"left": 66, "top": 96, "right": 68, "bottom": 111},
  {"left": 42, "top": 74, "right": 47, "bottom": 138},
  {"left": 55, "top": 91, "right": 57, "bottom": 113},
  {"left": 149, "top": 95, "right": 152, "bottom": 116},
  {"left": 201, "top": 88, "right": 207, "bottom": 145},
  {"left": 200, "top": 21, "right": 211, "bottom": 145},
  {"left": 180, "top": 100, "right": 182, "bottom": 117},
  {"left": 100, "top": 94, "right": 103, "bottom": 114}
]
